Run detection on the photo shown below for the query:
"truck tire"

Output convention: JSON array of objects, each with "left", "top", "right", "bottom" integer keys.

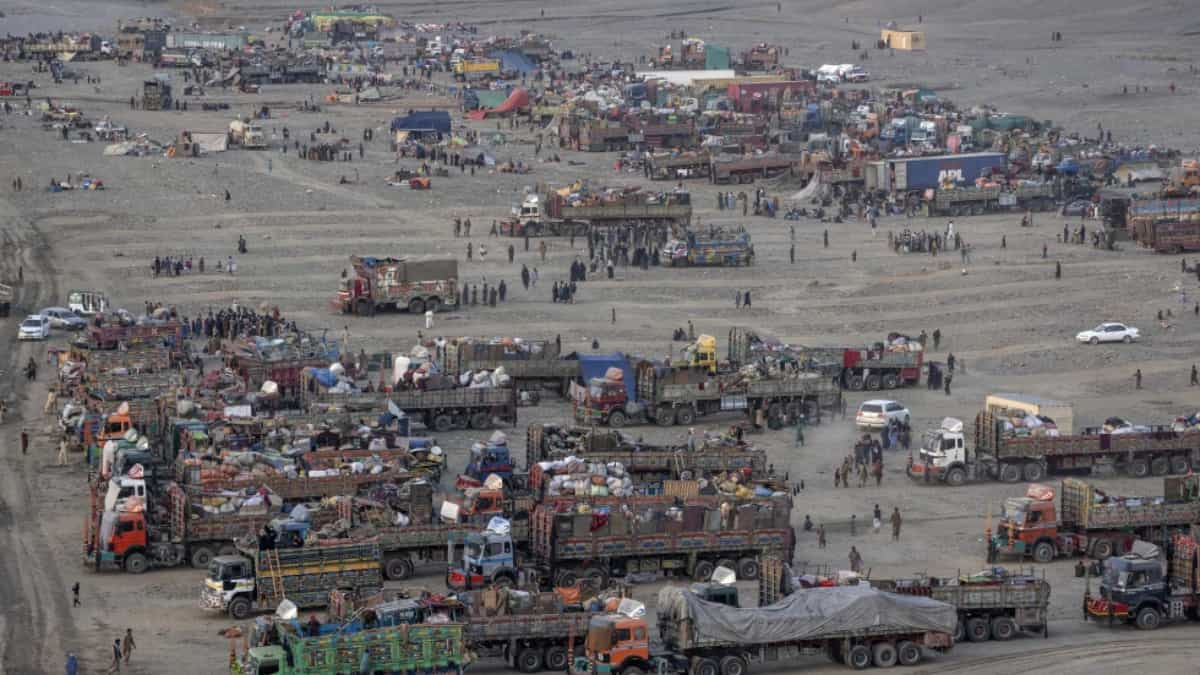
[
  {"left": 469, "top": 412, "right": 492, "bottom": 430},
  {"left": 998, "top": 463, "right": 1021, "bottom": 483},
  {"left": 847, "top": 375, "right": 865, "bottom": 390},
  {"left": 966, "top": 617, "right": 990, "bottom": 642},
  {"left": 952, "top": 619, "right": 966, "bottom": 643},
  {"left": 556, "top": 570, "right": 579, "bottom": 587},
  {"left": 1032, "top": 541, "right": 1056, "bottom": 563},
  {"left": 1171, "top": 455, "right": 1190, "bottom": 475},
  {"left": 408, "top": 298, "right": 425, "bottom": 314},
  {"left": 1135, "top": 606, "right": 1162, "bottom": 630},
  {"left": 736, "top": 557, "right": 760, "bottom": 580},
  {"left": 608, "top": 410, "right": 628, "bottom": 428},
  {"left": 385, "top": 556, "right": 415, "bottom": 580},
  {"left": 1022, "top": 462, "right": 1045, "bottom": 482},
  {"left": 785, "top": 401, "right": 803, "bottom": 420},
  {"left": 872, "top": 642, "right": 898, "bottom": 667},
  {"left": 991, "top": 616, "right": 1018, "bottom": 641},
  {"left": 621, "top": 667, "right": 645, "bottom": 675},
  {"left": 675, "top": 407, "right": 696, "bottom": 426},
  {"left": 544, "top": 646, "right": 569, "bottom": 671},
  {"left": 897, "top": 640, "right": 921, "bottom": 666},
  {"left": 517, "top": 646, "right": 544, "bottom": 673},
  {"left": 655, "top": 408, "right": 674, "bottom": 426},
  {"left": 1127, "top": 458, "right": 1150, "bottom": 478},
  {"left": 190, "top": 546, "right": 214, "bottom": 569},
  {"left": 433, "top": 414, "right": 454, "bottom": 432},
  {"left": 355, "top": 299, "right": 372, "bottom": 317},
  {"left": 945, "top": 466, "right": 967, "bottom": 487},
  {"left": 691, "top": 657, "right": 719, "bottom": 675},
  {"left": 882, "top": 374, "right": 899, "bottom": 389},
  {"left": 228, "top": 596, "right": 252, "bottom": 621},
  {"left": 583, "top": 567, "right": 609, "bottom": 587},
  {"left": 1151, "top": 456, "right": 1170, "bottom": 476},
  {"left": 767, "top": 402, "right": 783, "bottom": 421},
  {"left": 124, "top": 552, "right": 148, "bottom": 575},
  {"left": 845, "top": 644, "right": 872, "bottom": 670},
  {"left": 492, "top": 573, "right": 515, "bottom": 589},
  {"left": 719, "top": 655, "right": 748, "bottom": 675},
  {"left": 864, "top": 374, "right": 881, "bottom": 390},
  {"left": 693, "top": 560, "right": 715, "bottom": 582},
  {"left": 425, "top": 297, "right": 441, "bottom": 314},
  {"left": 1091, "top": 539, "right": 1114, "bottom": 560}
]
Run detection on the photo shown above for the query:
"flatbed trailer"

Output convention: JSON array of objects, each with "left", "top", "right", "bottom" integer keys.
[
  {"left": 928, "top": 184, "right": 1058, "bottom": 217},
  {"left": 440, "top": 338, "right": 580, "bottom": 394},
  {"left": 710, "top": 156, "right": 797, "bottom": 184},
  {"left": 648, "top": 153, "right": 712, "bottom": 181},
  {"left": 75, "top": 322, "right": 184, "bottom": 350},
  {"left": 454, "top": 588, "right": 604, "bottom": 672},
  {"left": 302, "top": 386, "right": 518, "bottom": 432}
]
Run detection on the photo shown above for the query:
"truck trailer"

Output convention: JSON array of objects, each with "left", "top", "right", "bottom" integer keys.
[
  {"left": 990, "top": 476, "right": 1200, "bottom": 563},
  {"left": 864, "top": 152, "right": 1006, "bottom": 193},
  {"left": 301, "top": 386, "right": 518, "bottom": 432},
  {"left": 927, "top": 184, "right": 1058, "bottom": 217},
  {"left": 439, "top": 337, "right": 580, "bottom": 395},
  {"left": 710, "top": 155, "right": 798, "bottom": 185},
  {"left": 337, "top": 255, "right": 459, "bottom": 316},
  {"left": 661, "top": 232, "right": 754, "bottom": 267}
]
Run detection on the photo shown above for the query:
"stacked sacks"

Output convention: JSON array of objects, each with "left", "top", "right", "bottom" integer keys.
[{"left": 539, "top": 456, "right": 635, "bottom": 497}]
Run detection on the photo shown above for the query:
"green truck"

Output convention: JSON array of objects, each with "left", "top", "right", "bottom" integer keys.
[{"left": 238, "top": 612, "right": 467, "bottom": 675}]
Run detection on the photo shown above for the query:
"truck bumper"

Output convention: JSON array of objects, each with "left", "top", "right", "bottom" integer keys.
[
  {"left": 906, "top": 461, "right": 941, "bottom": 481},
  {"left": 200, "top": 588, "right": 226, "bottom": 611},
  {"left": 1085, "top": 596, "right": 1129, "bottom": 621}
]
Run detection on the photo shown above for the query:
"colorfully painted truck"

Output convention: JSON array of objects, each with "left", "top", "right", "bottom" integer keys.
[
  {"left": 337, "top": 255, "right": 459, "bottom": 316},
  {"left": 201, "top": 539, "right": 383, "bottom": 619},
  {"left": 1085, "top": 532, "right": 1200, "bottom": 630},
  {"left": 661, "top": 233, "right": 754, "bottom": 267},
  {"left": 989, "top": 476, "right": 1200, "bottom": 563}
]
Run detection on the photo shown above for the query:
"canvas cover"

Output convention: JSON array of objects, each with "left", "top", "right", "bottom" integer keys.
[{"left": 657, "top": 584, "right": 955, "bottom": 646}]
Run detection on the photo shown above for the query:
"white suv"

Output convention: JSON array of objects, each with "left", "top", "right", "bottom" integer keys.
[
  {"left": 18, "top": 314, "right": 50, "bottom": 340},
  {"left": 856, "top": 399, "right": 910, "bottom": 429}
]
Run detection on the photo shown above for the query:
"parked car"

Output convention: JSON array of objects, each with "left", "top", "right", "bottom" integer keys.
[
  {"left": 1076, "top": 322, "right": 1139, "bottom": 344},
  {"left": 844, "top": 67, "right": 869, "bottom": 83},
  {"left": 1061, "top": 198, "right": 1092, "bottom": 216},
  {"left": 856, "top": 399, "right": 910, "bottom": 429},
  {"left": 39, "top": 306, "right": 87, "bottom": 330},
  {"left": 18, "top": 314, "right": 50, "bottom": 340}
]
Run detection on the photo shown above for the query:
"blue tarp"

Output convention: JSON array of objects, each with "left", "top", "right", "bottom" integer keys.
[
  {"left": 390, "top": 111, "right": 451, "bottom": 133},
  {"left": 489, "top": 49, "right": 537, "bottom": 76},
  {"left": 576, "top": 352, "right": 636, "bottom": 400}
]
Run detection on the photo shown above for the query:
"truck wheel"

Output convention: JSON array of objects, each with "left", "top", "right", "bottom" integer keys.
[
  {"left": 1172, "top": 455, "right": 1190, "bottom": 474},
  {"left": 991, "top": 616, "right": 1018, "bottom": 641},
  {"left": 719, "top": 655, "right": 748, "bottom": 675},
  {"left": 945, "top": 467, "right": 967, "bottom": 487},
  {"left": 517, "top": 646, "right": 544, "bottom": 673},
  {"left": 492, "top": 574, "right": 515, "bottom": 589},
  {"left": 952, "top": 619, "right": 965, "bottom": 643},
  {"left": 847, "top": 375, "right": 865, "bottom": 390},
  {"left": 469, "top": 412, "right": 492, "bottom": 430},
  {"left": 1127, "top": 458, "right": 1150, "bottom": 478},
  {"left": 785, "top": 401, "right": 803, "bottom": 420},
  {"left": 385, "top": 556, "right": 414, "bottom": 581},
  {"left": 896, "top": 640, "right": 921, "bottom": 666},
  {"left": 736, "top": 557, "right": 760, "bottom": 580},
  {"left": 425, "top": 297, "right": 441, "bottom": 314},
  {"left": 408, "top": 298, "right": 425, "bottom": 314},
  {"left": 433, "top": 414, "right": 454, "bottom": 432},
  {"left": 1032, "top": 541, "right": 1056, "bottom": 563},
  {"left": 544, "top": 646, "right": 569, "bottom": 671},
  {"left": 872, "top": 642, "right": 898, "bottom": 667},
  {"left": 621, "top": 668, "right": 645, "bottom": 675},
  {"left": 767, "top": 402, "right": 783, "bottom": 421},
  {"left": 1135, "top": 606, "right": 1162, "bottom": 630},
  {"left": 1022, "top": 462, "right": 1045, "bottom": 482},
  {"left": 608, "top": 410, "right": 628, "bottom": 428},
  {"left": 693, "top": 560, "right": 715, "bottom": 581},
  {"left": 1091, "top": 539, "right": 1114, "bottom": 560},
  {"left": 228, "top": 596, "right": 252, "bottom": 621},
  {"left": 882, "top": 374, "right": 899, "bottom": 389},
  {"left": 583, "top": 567, "right": 609, "bottom": 587},
  {"left": 864, "top": 375, "right": 881, "bottom": 390},
  {"left": 966, "top": 617, "right": 990, "bottom": 642},
  {"left": 845, "top": 644, "right": 872, "bottom": 670},
  {"left": 655, "top": 409, "right": 674, "bottom": 426},
  {"left": 124, "top": 552, "right": 148, "bottom": 575},
  {"left": 556, "top": 570, "right": 579, "bottom": 587},
  {"left": 1151, "top": 456, "right": 1170, "bottom": 476},
  {"left": 691, "top": 657, "right": 719, "bottom": 675},
  {"left": 355, "top": 299, "right": 372, "bottom": 317},
  {"left": 190, "top": 546, "right": 214, "bottom": 569},
  {"left": 675, "top": 408, "right": 696, "bottom": 426},
  {"left": 998, "top": 463, "right": 1021, "bottom": 483}
]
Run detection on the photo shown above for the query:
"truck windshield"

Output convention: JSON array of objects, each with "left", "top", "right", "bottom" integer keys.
[
  {"left": 920, "top": 431, "right": 942, "bottom": 455},
  {"left": 209, "top": 560, "right": 242, "bottom": 582},
  {"left": 464, "top": 540, "right": 483, "bottom": 560},
  {"left": 1102, "top": 559, "right": 1126, "bottom": 588}
]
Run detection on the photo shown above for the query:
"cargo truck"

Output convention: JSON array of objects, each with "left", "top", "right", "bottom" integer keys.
[
  {"left": 454, "top": 59, "right": 502, "bottom": 81},
  {"left": 438, "top": 337, "right": 580, "bottom": 395},
  {"left": 661, "top": 233, "right": 754, "bottom": 267},
  {"left": 573, "top": 582, "right": 954, "bottom": 673},
  {"left": 864, "top": 152, "right": 1006, "bottom": 193},
  {"left": 501, "top": 191, "right": 692, "bottom": 236},
  {"left": 0, "top": 282, "right": 10, "bottom": 317},
  {"left": 647, "top": 153, "right": 711, "bottom": 181},
  {"left": 709, "top": 155, "right": 797, "bottom": 184},
  {"left": 337, "top": 255, "right": 460, "bottom": 316},
  {"left": 909, "top": 401, "right": 1200, "bottom": 486},
  {"left": 527, "top": 425, "right": 767, "bottom": 481},
  {"left": 758, "top": 558, "right": 1049, "bottom": 644},
  {"left": 927, "top": 183, "right": 1058, "bottom": 217},
  {"left": 201, "top": 539, "right": 383, "bottom": 619},
  {"left": 74, "top": 321, "right": 184, "bottom": 350},
  {"left": 301, "top": 386, "right": 518, "bottom": 432},
  {"left": 450, "top": 494, "right": 793, "bottom": 589},
  {"left": 1134, "top": 220, "right": 1200, "bottom": 253},
  {"left": 573, "top": 360, "right": 840, "bottom": 428},
  {"left": 238, "top": 613, "right": 468, "bottom": 675},
  {"left": 1084, "top": 532, "right": 1200, "bottom": 630},
  {"left": 990, "top": 476, "right": 1200, "bottom": 563}
]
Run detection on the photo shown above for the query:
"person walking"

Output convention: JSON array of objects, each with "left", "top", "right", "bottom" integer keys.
[
  {"left": 848, "top": 546, "right": 863, "bottom": 573},
  {"left": 817, "top": 524, "right": 826, "bottom": 548},
  {"left": 734, "top": 290, "right": 741, "bottom": 309},
  {"left": 72, "top": 581, "right": 80, "bottom": 607},
  {"left": 1192, "top": 364, "right": 1198, "bottom": 386},
  {"left": 858, "top": 462, "right": 868, "bottom": 487},
  {"left": 1055, "top": 261, "right": 1062, "bottom": 279},
  {"left": 932, "top": 328, "right": 941, "bottom": 350},
  {"left": 944, "top": 372, "right": 953, "bottom": 396},
  {"left": 66, "top": 652, "right": 78, "bottom": 675},
  {"left": 57, "top": 435, "right": 69, "bottom": 466},
  {"left": 1135, "top": 369, "right": 1142, "bottom": 389},
  {"left": 611, "top": 307, "right": 616, "bottom": 324},
  {"left": 122, "top": 629, "right": 135, "bottom": 664},
  {"left": 890, "top": 507, "right": 903, "bottom": 541},
  {"left": 850, "top": 514, "right": 857, "bottom": 536},
  {"left": 21, "top": 429, "right": 29, "bottom": 455},
  {"left": 794, "top": 418, "right": 805, "bottom": 447},
  {"left": 872, "top": 504, "right": 882, "bottom": 534},
  {"left": 107, "top": 639, "right": 122, "bottom": 673},
  {"left": 789, "top": 243, "right": 795, "bottom": 264},
  {"left": 743, "top": 290, "right": 752, "bottom": 309}
]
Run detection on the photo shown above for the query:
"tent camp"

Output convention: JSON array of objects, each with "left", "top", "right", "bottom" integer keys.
[{"left": 466, "top": 87, "right": 530, "bottom": 120}]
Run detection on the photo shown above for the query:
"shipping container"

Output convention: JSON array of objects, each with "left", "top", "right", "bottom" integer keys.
[{"left": 867, "top": 152, "right": 1005, "bottom": 192}]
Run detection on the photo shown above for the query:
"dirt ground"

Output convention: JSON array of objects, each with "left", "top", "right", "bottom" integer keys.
[{"left": 3, "top": 0, "right": 1200, "bottom": 673}]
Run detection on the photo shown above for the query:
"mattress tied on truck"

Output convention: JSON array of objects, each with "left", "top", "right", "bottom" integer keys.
[{"left": 657, "top": 584, "right": 956, "bottom": 644}]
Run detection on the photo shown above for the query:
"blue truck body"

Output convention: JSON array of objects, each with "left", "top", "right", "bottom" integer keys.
[{"left": 867, "top": 152, "right": 1006, "bottom": 192}]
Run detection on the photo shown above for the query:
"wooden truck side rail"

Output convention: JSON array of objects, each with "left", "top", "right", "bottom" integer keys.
[
  {"left": 872, "top": 578, "right": 1051, "bottom": 611},
  {"left": 550, "top": 528, "right": 790, "bottom": 561},
  {"left": 465, "top": 611, "right": 593, "bottom": 642},
  {"left": 1061, "top": 477, "right": 1200, "bottom": 530}
]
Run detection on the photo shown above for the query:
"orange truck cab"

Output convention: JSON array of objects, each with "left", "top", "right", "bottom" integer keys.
[{"left": 583, "top": 615, "right": 651, "bottom": 675}]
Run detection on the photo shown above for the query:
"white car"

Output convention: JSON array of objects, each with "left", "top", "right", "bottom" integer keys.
[
  {"left": 1076, "top": 322, "right": 1139, "bottom": 345},
  {"left": 856, "top": 399, "right": 910, "bottom": 429},
  {"left": 845, "top": 68, "right": 869, "bottom": 82},
  {"left": 39, "top": 306, "right": 87, "bottom": 330},
  {"left": 18, "top": 314, "right": 50, "bottom": 340}
]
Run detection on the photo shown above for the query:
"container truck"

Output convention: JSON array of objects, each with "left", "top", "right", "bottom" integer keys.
[
  {"left": 927, "top": 183, "right": 1058, "bottom": 217},
  {"left": 1084, "top": 533, "right": 1200, "bottom": 630},
  {"left": 238, "top": 612, "right": 468, "bottom": 675},
  {"left": 336, "top": 255, "right": 459, "bottom": 316},
  {"left": 573, "top": 583, "right": 954, "bottom": 673},
  {"left": 909, "top": 402, "right": 1200, "bottom": 486},
  {"left": 661, "top": 232, "right": 754, "bottom": 267},
  {"left": 201, "top": 539, "right": 383, "bottom": 619},
  {"left": 572, "top": 360, "right": 840, "bottom": 428},
  {"left": 864, "top": 152, "right": 1006, "bottom": 193},
  {"left": 989, "top": 476, "right": 1200, "bottom": 563}
]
